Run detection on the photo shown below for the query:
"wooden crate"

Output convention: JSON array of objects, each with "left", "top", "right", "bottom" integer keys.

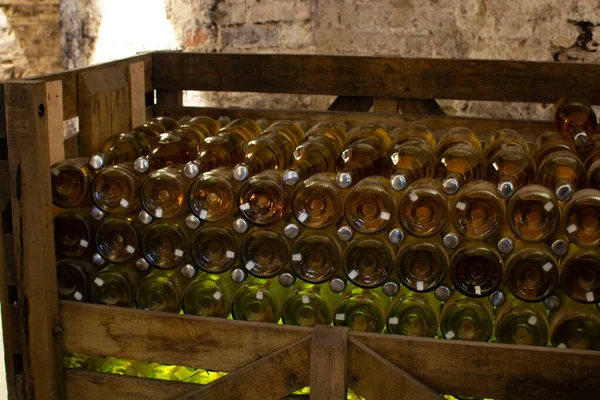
[{"left": 1, "top": 52, "right": 600, "bottom": 400}]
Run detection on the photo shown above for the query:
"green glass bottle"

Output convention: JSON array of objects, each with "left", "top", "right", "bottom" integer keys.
[
  {"left": 386, "top": 287, "right": 440, "bottom": 337},
  {"left": 549, "top": 295, "right": 600, "bottom": 350},
  {"left": 95, "top": 214, "right": 143, "bottom": 263},
  {"left": 495, "top": 295, "right": 549, "bottom": 346},
  {"left": 56, "top": 259, "right": 97, "bottom": 302},
  {"left": 333, "top": 285, "right": 390, "bottom": 333},
  {"left": 100, "top": 357, "right": 146, "bottom": 376},
  {"left": 505, "top": 246, "right": 559, "bottom": 302},
  {"left": 182, "top": 272, "right": 241, "bottom": 318},
  {"left": 190, "top": 225, "right": 238, "bottom": 274},
  {"left": 240, "top": 227, "right": 290, "bottom": 278},
  {"left": 136, "top": 266, "right": 194, "bottom": 313},
  {"left": 282, "top": 282, "right": 340, "bottom": 327},
  {"left": 561, "top": 249, "right": 600, "bottom": 304},
  {"left": 141, "top": 216, "right": 199, "bottom": 269},
  {"left": 231, "top": 277, "right": 289, "bottom": 323},
  {"left": 440, "top": 291, "right": 493, "bottom": 342},
  {"left": 291, "top": 229, "right": 342, "bottom": 284},
  {"left": 395, "top": 239, "right": 448, "bottom": 293},
  {"left": 90, "top": 262, "right": 150, "bottom": 307}
]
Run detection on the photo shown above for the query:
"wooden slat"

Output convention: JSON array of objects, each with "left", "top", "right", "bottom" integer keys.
[
  {"left": 348, "top": 337, "right": 441, "bottom": 400},
  {"left": 46, "top": 81, "right": 65, "bottom": 165},
  {"left": 177, "top": 336, "right": 311, "bottom": 400},
  {"left": 156, "top": 89, "right": 183, "bottom": 107},
  {"left": 373, "top": 98, "right": 399, "bottom": 114},
  {"left": 152, "top": 52, "right": 600, "bottom": 104},
  {"left": 5, "top": 81, "right": 63, "bottom": 399},
  {"left": 310, "top": 325, "right": 348, "bottom": 400},
  {"left": 397, "top": 99, "right": 445, "bottom": 115},
  {"left": 0, "top": 211, "right": 16, "bottom": 398},
  {"left": 154, "top": 105, "right": 552, "bottom": 140},
  {"left": 26, "top": 53, "right": 152, "bottom": 121},
  {"left": 327, "top": 96, "right": 373, "bottom": 112},
  {"left": 60, "top": 301, "right": 312, "bottom": 372},
  {"left": 354, "top": 332, "right": 600, "bottom": 400},
  {"left": 128, "top": 62, "right": 146, "bottom": 128}
]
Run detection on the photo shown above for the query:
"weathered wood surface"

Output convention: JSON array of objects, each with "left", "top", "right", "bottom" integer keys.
[
  {"left": 152, "top": 52, "right": 600, "bottom": 103},
  {"left": 156, "top": 89, "right": 184, "bottom": 107},
  {"left": 327, "top": 96, "right": 373, "bottom": 112},
  {"left": 128, "top": 62, "right": 146, "bottom": 128},
  {"left": 310, "top": 325, "right": 348, "bottom": 400},
  {"left": 5, "top": 81, "right": 63, "bottom": 399},
  {"left": 46, "top": 81, "right": 65, "bottom": 165}
]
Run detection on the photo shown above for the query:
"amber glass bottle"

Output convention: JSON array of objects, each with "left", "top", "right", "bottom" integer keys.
[
  {"left": 495, "top": 295, "right": 549, "bottom": 346},
  {"left": 291, "top": 230, "right": 342, "bottom": 283},
  {"left": 291, "top": 172, "right": 344, "bottom": 229},
  {"left": 549, "top": 295, "right": 600, "bottom": 350},
  {"left": 561, "top": 249, "right": 600, "bottom": 304},
  {"left": 134, "top": 132, "right": 191, "bottom": 173},
  {"left": 51, "top": 158, "right": 95, "bottom": 208},
  {"left": 182, "top": 272, "right": 240, "bottom": 318},
  {"left": 190, "top": 225, "right": 237, "bottom": 274},
  {"left": 395, "top": 240, "right": 448, "bottom": 292},
  {"left": 149, "top": 116, "right": 179, "bottom": 132},
  {"left": 133, "top": 120, "right": 167, "bottom": 138},
  {"left": 585, "top": 153, "right": 600, "bottom": 190},
  {"left": 173, "top": 116, "right": 229, "bottom": 157},
  {"left": 188, "top": 167, "right": 241, "bottom": 222},
  {"left": 437, "top": 127, "right": 482, "bottom": 156},
  {"left": 140, "top": 166, "right": 191, "bottom": 219},
  {"left": 231, "top": 277, "right": 289, "bottom": 323},
  {"left": 390, "top": 140, "right": 436, "bottom": 191},
  {"left": 282, "top": 282, "right": 340, "bottom": 327},
  {"left": 91, "top": 162, "right": 141, "bottom": 214},
  {"left": 451, "top": 180, "right": 505, "bottom": 241},
  {"left": 54, "top": 209, "right": 95, "bottom": 257},
  {"left": 240, "top": 227, "right": 289, "bottom": 278},
  {"left": 531, "top": 131, "right": 577, "bottom": 167},
  {"left": 90, "top": 262, "right": 149, "bottom": 307},
  {"left": 95, "top": 214, "right": 142, "bottom": 263},
  {"left": 237, "top": 169, "right": 290, "bottom": 226},
  {"left": 136, "top": 267, "right": 193, "bottom": 313},
  {"left": 398, "top": 178, "right": 449, "bottom": 237},
  {"left": 486, "top": 143, "right": 535, "bottom": 199},
  {"left": 345, "top": 122, "right": 392, "bottom": 148},
  {"left": 89, "top": 130, "right": 151, "bottom": 170},
  {"left": 449, "top": 242, "right": 503, "bottom": 298},
  {"left": 505, "top": 246, "right": 559, "bottom": 302},
  {"left": 333, "top": 285, "right": 390, "bottom": 333},
  {"left": 302, "top": 121, "right": 348, "bottom": 149},
  {"left": 56, "top": 259, "right": 96, "bottom": 302},
  {"left": 283, "top": 135, "right": 342, "bottom": 187},
  {"left": 336, "top": 139, "right": 392, "bottom": 189},
  {"left": 536, "top": 151, "right": 585, "bottom": 202},
  {"left": 342, "top": 237, "right": 394, "bottom": 288},
  {"left": 507, "top": 185, "right": 560, "bottom": 242},
  {"left": 390, "top": 125, "right": 437, "bottom": 153},
  {"left": 386, "top": 287, "right": 440, "bottom": 337},
  {"left": 563, "top": 189, "right": 600, "bottom": 248},
  {"left": 343, "top": 176, "right": 396, "bottom": 235},
  {"left": 483, "top": 129, "right": 529, "bottom": 160},
  {"left": 554, "top": 98, "right": 597, "bottom": 146},
  {"left": 141, "top": 218, "right": 196, "bottom": 269},
  {"left": 440, "top": 291, "right": 493, "bottom": 342},
  {"left": 435, "top": 142, "right": 484, "bottom": 195}
]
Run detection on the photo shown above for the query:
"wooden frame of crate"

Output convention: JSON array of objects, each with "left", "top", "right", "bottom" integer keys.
[{"left": 1, "top": 52, "right": 600, "bottom": 400}]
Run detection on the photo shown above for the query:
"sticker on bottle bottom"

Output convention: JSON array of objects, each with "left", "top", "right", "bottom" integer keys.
[
  {"left": 199, "top": 209, "right": 208, "bottom": 219},
  {"left": 126, "top": 245, "right": 136, "bottom": 254},
  {"left": 245, "top": 261, "right": 256, "bottom": 271},
  {"left": 455, "top": 201, "right": 467, "bottom": 211},
  {"left": 297, "top": 211, "right": 308, "bottom": 223},
  {"left": 445, "top": 330, "right": 455, "bottom": 339},
  {"left": 226, "top": 251, "right": 235, "bottom": 259},
  {"left": 388, "top": 317, "right": 399, "bottom": 325},
  {"left": 302, "top": 295, "right": 310, "bottom": 304},
  {"left": 292, "top": 254, "right": 302, "bottom": 261},
  {"left": 380, "top": 211, "right": 391, "bottom": 221},
  {"left": 213, "top": 291, "right": 222, "bottom": 300},
  {"left": 567, "top": 224, "right": 578, "bottom": 234},
  {"left": 94, "top": 278, "right": 104, "bottom": 287},
  {"left": 409, "top": 192, "right": 419, "bottom": 202},
  {"left": 174, "top": 249, "right": 184, "bottom": 257},
  {"left": 474, "top": 285, "right": 482, "bottom": 296},
  {"left": 120, "top": 199, "right": 129, "bottom": 208},
  {"left": 240, "top": 203, "right": 250, "bottom": 211},
  {"left": 348, "top": 270, "right": 359, "bottom": 280},
  {"left": 528, "top": 315, "right": 538, "bottom": 325},
  {"left": 416, "top": 281, "right": 424, "bottom": 291},
  {"left": 586, "top": 291, "right": 595, "bottom": 302},
  {"left": 155, "top": 208, "right": 163, "bottom": 218},
  {"left": 51, "top": 167, "right": 60, "bottom": 176},
  {"left": 256, "top": 291, "right": 264, "bottom": 300},
  {"left": 557, "top": 343, "right": 567, "bottom": 349},
  {"left": 74, "top": 291, "right": 83, "bottom": 301},
  {"left": 544, "top": 202, "right": 555, "bottom": 212},
  {"left": 79, "top": 239, "right": 89, "bottom": 248},
  {"left": 335, "top": 313, "right": 345, "bottom": 321},
  {"left": 542, "top": 262, "right": 553, "bottom": 272}
]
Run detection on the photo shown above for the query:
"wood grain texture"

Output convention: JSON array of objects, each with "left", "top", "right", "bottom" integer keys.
[
  {"left": 26, "top": 53, "right": 152, "bottom": 121},
  {"left": 310, "top": 325, "right": 348, "bottom": 400},
  {"left": 154, "top": 105, "right": 552, "bottom": 141},
  {"left": 60, "top": 301, "right": 312, "bottom": 372},
  {"left": 5, "top": 81, "right": 63, "bottom": 400},
  {"left": 177, "top": 336, "right": 311, "bottom": 400},
  {"left": 373, "top": 98, "right": 399, "bottom": 114},
  {"left": 46, "top": 81, "right": 65, "bottom": 165},
  {"left": 128, "top": 62, "right": 146, "bottom": 128},
  {"left": 397, "top": 98, "right": 446, "bottom": 115},
  {"left": 152, "top": 52, "right": 600, "bottom": 103},
  {"left": 156, "top": 89, "right": 183, "bottom": 106},
  {"left": 327, "top": 96, "right": 373, "bottom": 112},
  {"left": 354, "top": 331, "right": 600, "bottom": 400},
  {"left": 348, "top": 337, "right": 441, "bottom": 400}
]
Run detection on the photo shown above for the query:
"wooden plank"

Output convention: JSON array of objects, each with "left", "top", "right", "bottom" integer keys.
[
  {"left": 348, "top": 337, "right": 441, "bottom": 400},
  {"left": 397, "top": 99, "right": 445, "bottom": 115},
  {"left": 373, "top": 98, "right": 399, "bottom": 114},
  {"left": 25, "top": 53, "right": 152, "bottom": 121},
  {"left": 354, "top": 332, "right": 600, "bottom": 400},
  {"left": 327, "top": 96, "right": 373, "bottom": 112},
  {"left": 0, "top": 211, "right": 16, "bottom": 398},
  {"left": 177, "top": 336, "right": 311, "bottom": 400},
  {"left": 152, "top": 52, "right": 600, "bottom": 104},
  {"left": 156, "top": 89, "right": 183, "bottom": 107},
  {"left": 5, "top": 81, "right": 63, "bottom": 399},
  {"left": 60, "top": 301, "right": 312, "bottom": 372},
  {"left": 310, "top": 325, "right": 348, "bottom": 400},
  {"left": 128, "top": 62, "right": 146, "bottom": 128},
  {"left": 154, "top": 105, "right": 552, "bottom": 140},
  {"left": 77, "top": 67, "right": 129, "bottom": 156},
  {"left": 46, "top": 81, "right": 65, "bottom": 165}
]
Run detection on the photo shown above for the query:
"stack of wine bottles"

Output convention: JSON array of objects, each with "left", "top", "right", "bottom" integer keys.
[{"left": 50, "top": 98, "right": 600, "bottom": 350}]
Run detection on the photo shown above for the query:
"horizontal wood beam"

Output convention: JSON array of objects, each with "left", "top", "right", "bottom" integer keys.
[
  {"left": 154, "top": 105, "right": 552, "bottom": 140},
  {"left": 152, "top": 52, "right": 600, "bottom": 104}
]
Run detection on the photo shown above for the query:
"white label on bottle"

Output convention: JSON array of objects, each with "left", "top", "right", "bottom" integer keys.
[
  {"left": 292, "top": 254, "right": 302, "bottom": 261},
  {"left": 348, "top": 270, "right": 359, "bottom": 280},
  {"left": 79, "top": 239, "right": 89, "bottom": 248},
  {"left": 335, "top": 313, "right": 345, "bottom": 321},
  {"left": 51, "top": 167, "right": 60, "bottom": 176},
  {"left": 74, "top": 291, "right": 83, "bottom": 301},
  {"left": 586, "top": 291, "right": 595, "bottom": 302},
  {"left": 455, "top": 202, "right": 467, "bottom": 211},
  {"left": 213, "top": 291, "right": 222, "bottom": 300},
  {"left": 155, "top": 208, "right": 163, "bottom": 218},
  {"left": 544, "top": 202, "right": 555, "bottom": 212},
  {"left": 302, "top": 295, "right": 310, "bottom": 304},
  {"left": 416, "top": 281, "right": 424, "bottom": 291},
  {"left": 388, "top": 317, "right": 399, "bottom": 325},
  {"left": 174, "top": 249, "right": 184, "bottom": 257},
  {"left": 256, "top": 291, "right": 264, "bottom": 300},
  {"left": 245, "top": 261, "right": 256, "bottom": 271},
  {"left": 380, "top": 211, "right": 391, "bottom": 221},
  {"left": 543, "top": 262, "right": 553, "bottom": 272},
  {"left": 474, "top": 285, "right": 482, "bottom": 296},
  {"left": 567, "top": 224, "right": 578, "bottom": 233},
  {"left": 492, "top": 162, "right": 499, "bottom": 171},
  {"left": 120, "top": 199, "right": 129, "bottom": 208},
  {"left": 199, "top": 209, "right": 208, "bottom": 219},
  {"left": 226, "top": 251, "right": 235, "bottom": 259},
  {"left": 240, "top": 203, "right": 250, "bottom": 211},
  {"left": 94, "top": 278, "right": 104, "bottom": 287},
  {"left": 445, "top": 330, "right": 455, "bottom": 340},
  {"left": 409, "top": 192, "right": 419, "bottom": 202},
  {"left": 528, "top": 315, "right": 538, "bottom": 325},
  {"left": 557, "top": 343, "right": 567, "bottom": 349},
  {"left": 298, "top": 211, "right": 308, "bottom": 223},
  {"left": 125, "top": 245, "right": 135, "bottom": 254}
]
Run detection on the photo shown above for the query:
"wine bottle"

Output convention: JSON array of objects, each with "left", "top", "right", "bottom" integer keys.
[
  {"left": 149, "top": 116, "right": 180, "bottom": 132},
  {"left": 90, "top": 262, "right": 149, "bottom": 307},
  {"left": 237, "top": 169, "right": 291, "bottom": 226},
  {"left": 495, "top": 295, "right": 549, "bottom": 346},
  {"left": 386, "top": 287, "right": 440, "bottom": 337},
  {"left": 398, "top": 178, "right": 449, "bottom": 237},
  {"left": 342, "top": 236, "right": 393, "bottom": 288},
  {"left": 531, "top": 131, "right": 577, "bottom": 167},
  {"left": 440, "top": 291, "right": 493, "bottom": 342},
  {"left": 141, "top": 217, "right": 198, "bottom": 269},
  {"left": 173, "top": 115, "right": 230, "bottom": 157},
  {"left": 436, "top": 142, "right": 484, "bottom": 195},
  {"left": 231, "top": 277, "right": 289, "bottom": 323},
  {"left": 140, "top": 165, "right": 191, "bottom": 219},
  {"left": 333, "top": 285, "right": 390, "bottom": 333},
  {"left": 486, "top": 143, "right": 536, "bottom": 199},
  {"left": 483, "top": 129, "right": 530, "bottom": 160},
  {"left": 505, "top": 246, "right": 559, "bottom": 302},
  {"left": 302, "top": 121, "right": 347, "bottom": 148},
  {"left": 240, "top": 226, "right": 290, "bottom": 278},
  {"left": 343, "top": 176, "right": 396, "bottom": 235},
  {"left": 136, "top": 266, "right": 194, "bottom": 313},
  {"left": 283, "top": 135, "right": 342, "bottom": 187},
  {"left": 549, "top": 295, "right": 600, "bottom": 350},
  {"left": 563, "top": 189, "right": 600, "bottom": 248},
  {"left": 345, "top": 122, "right": 392, "bottom": 148},
  {"left": 188, "top": 167, "right": 241, "bottom": 222},
  {"left": 91, "top": 162, "right": 142, "bottom": 214},
  {"left": 182, "top": 272, "right": 240, "bottom": 318},
  {"left": 282, "top": 281, "right": 340, "bottom": 327},
  {"left": 95, "top": 214, "right": 143, "bottom": 263},
  {"left": 536, "top": 151, "right": 585, "bottom": 202},
  {"left": 291, "top": 172, "right": 344, "bottom": 229},
  {"left": 291, "top": 229, "right": 342, "bottom": 283},
  {"left": 100, "top": 357, "right": 146, "bottom": 376},
  {"left": 561, "top": 249, "right": 600, "bottom": 304},
  {"left": 390, "top": 140, "right": 436, "bottom": 191},
  {"left": 54, "top": 209, "right": 95, "bottom": 257},
  {"left": 336, "top": 139, "right": 392, "bottom": 189},
  {"left": 51, "top": 158, "right": 95, "bottom": 208},
  {"left": 507, "top": 185, "right": 560, "bottom": 242},
  {"left": 554, "top": 98, "right": 597, "bottom": 146},
  {"left": 395, "top": 239, "right": 448, "bottom": 292},
  {"left": 451, "top": 180, "right": 505, "bottom": 240},
  {"left": 56, "top": 259, "right": 96, "bottom": 302},
  {"left": 89, "top": 130, "right": 151, "bottom": 171},
  {"left": 190, "top": 225, "right": 237, "bottom": 274},
  {"left": 449, "top": 242, "right": 503, "bottom": 298},
  {"left": 390, "top": 125, "right": 437, "bottom": 153},
  {"left": 437, "top": 127, "right": 482, "bottom": 156}
]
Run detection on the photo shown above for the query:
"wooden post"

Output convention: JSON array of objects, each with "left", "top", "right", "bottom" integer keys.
[
  {"left": 128, "top": 62, "right": 146, "bottom": 128},
  {"left": 156, "top": 89, "right": 184, "bottom": 107},
  {"left": 310, "top": 325, "right": 349, "bottom": 400},
  {"left": 373, "top": 98, "right": 399, "bottom": 114},
  {"left": 4, "top": 81, "right": 63, "bottom": 399}
]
